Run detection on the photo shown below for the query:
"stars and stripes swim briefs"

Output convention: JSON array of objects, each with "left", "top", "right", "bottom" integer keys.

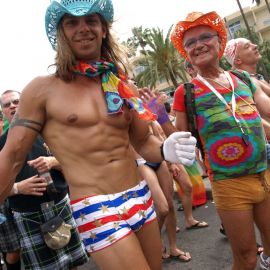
[{"left": 71, "top": 180, "right": 156, "bottom": 253}]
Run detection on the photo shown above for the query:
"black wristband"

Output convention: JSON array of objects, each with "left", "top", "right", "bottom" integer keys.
[{"left": 160, "top": 143, "right": 165, "bottom": 160}]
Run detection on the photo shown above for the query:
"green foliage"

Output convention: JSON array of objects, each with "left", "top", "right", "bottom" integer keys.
[
  {"left": 259, "top": 40, "right": 270, "bottom": 75},
  {"left": 220, "top": 57, "right": 232, "bottom": 71},
  {"left": 126, "top": 26, "right": 151, "bottom": 51},
  {"left": 233, "top": 27, "right": 260, "bottom": 44},
  {"left": 252, "top": 0, "right": 261, "bottom": 5},
  {"left": 126, "top": 26, "right": 187, "bottom": 89}
]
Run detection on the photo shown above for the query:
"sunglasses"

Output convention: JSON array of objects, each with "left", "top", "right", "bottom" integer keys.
[
  {"left": 2, "top": 98, "right": 20, "bottom": 109},
  {"left": 184, "top": 33, "right": 218, "bottom": 50}
]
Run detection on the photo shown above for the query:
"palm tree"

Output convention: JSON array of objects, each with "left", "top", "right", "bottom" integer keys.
[
  {"left": 127, "top": 26, "right": 153, "bottom": 85},
  {"left": 236, "top": 0, "right": 255, "bottom": 42},
  {"left": 127, "top": 26, "right": 151, "bottom": 53},
  {"left": 133, "top": 27, "right": 187, "bottom": 89}
]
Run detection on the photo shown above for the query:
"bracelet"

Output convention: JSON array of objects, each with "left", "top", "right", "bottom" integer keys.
[
  {"left": 160, "top": 143, "right": 165, "bottom": 160},
  {"left": 13, "top": 183, "right": 20, "bottom": 195}
]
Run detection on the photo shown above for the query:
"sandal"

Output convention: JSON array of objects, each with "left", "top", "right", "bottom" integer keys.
[
  {"left": 169, "top": 252, "right": 191, "bottom": 262},
  {"left": 257, "top": 243, "right": 264, "bottom": 255},
  {"left": 186, "top": 221, "right": 208, "bottom": 230},
  {"left": 162, "top": 247, "right": 170, "bottom": 260},
  {"left": 220, "top": 223, "right": 226, "bottom": 236}
]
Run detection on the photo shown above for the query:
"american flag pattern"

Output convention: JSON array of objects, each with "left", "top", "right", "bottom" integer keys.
[{"left": 71, "top": 180, "right": 156, "bottom": 253}]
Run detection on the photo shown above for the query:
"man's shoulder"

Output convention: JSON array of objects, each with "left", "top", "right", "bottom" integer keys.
[
  {"left": 19, "top": 75, "right": 64, "bottom": 105},
  {"left": 23, "top": 75, "right": 58, "bottom": 93}
]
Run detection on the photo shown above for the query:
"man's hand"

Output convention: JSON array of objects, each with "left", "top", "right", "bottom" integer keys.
[
  {"left": 139, "top": 88, "right": 170, "bottom": 124},
  {"left": 162, "top": 132, "right": 196, "bottom": 166},
  {"left": 27, "top": 156, "right": 54, "bottom": 174},
  {"left": 16, "top": 175, "right": 47, "bottom": 196},
  {"left": 168, "top": 163, "right": 182, "bottom": 178}
]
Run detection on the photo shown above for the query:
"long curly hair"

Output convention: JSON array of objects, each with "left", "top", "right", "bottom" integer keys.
[{"left": 53, "top": 14, "right": 128, "bottom": 82}]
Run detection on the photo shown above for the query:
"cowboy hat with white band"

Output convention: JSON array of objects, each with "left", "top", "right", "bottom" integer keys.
[{"left": 45, "top": 0, "right": 114, "bottom": 50}]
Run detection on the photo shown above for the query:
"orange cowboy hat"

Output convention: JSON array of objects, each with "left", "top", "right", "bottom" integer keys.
[{"left": 170, "top": 11, "right": 227, "bottom": 60}]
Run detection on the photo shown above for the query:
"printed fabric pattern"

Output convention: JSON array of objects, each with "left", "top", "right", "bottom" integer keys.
[
  {"left": 173, "top": 73, "right": 267, "bottom": 181},
  {"left": 71, "top": 180, "right": 156, "bottom": 253},
  {"left": 73, "top": 60, "right": 156, "bottom": 121}
]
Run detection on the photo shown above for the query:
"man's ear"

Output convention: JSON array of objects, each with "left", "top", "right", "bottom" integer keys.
[{"left": 234, "top": 57, "right": 242, "bottom": 66}]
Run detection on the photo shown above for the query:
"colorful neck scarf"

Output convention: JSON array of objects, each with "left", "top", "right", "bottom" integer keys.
[{"left": 73, "top": 60, "right": 156, "bottom": 121}]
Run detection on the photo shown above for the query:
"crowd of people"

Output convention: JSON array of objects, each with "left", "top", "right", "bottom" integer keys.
[{"left": 0, "top": 0, "right": 270, "bottom": 270}]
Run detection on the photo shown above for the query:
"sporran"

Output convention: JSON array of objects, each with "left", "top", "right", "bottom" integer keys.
[{"left": 40, "top": 216, "right": 72, "bottom": 250}]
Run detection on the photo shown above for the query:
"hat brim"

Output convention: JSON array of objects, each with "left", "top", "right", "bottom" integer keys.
[
  {"left": 45, "top": 0, "right": 114, "bottom": 50},
  {"left": 170, "top": 11, "right": 227, "bottom": 60}
]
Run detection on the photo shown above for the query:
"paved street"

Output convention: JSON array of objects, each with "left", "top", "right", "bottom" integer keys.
[{"left": 79, "top": 186, "right": 262, "bottom": 270}]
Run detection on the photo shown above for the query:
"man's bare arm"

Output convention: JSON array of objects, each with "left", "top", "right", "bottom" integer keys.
[
  {"left": 253, "top": 77, "right": 270, "bottom": 97},
  {"left": 174, "top": 111, "right": 189, "bottom": 131},
  {"left": 254, "top": 83, "right": 270, "bottom": 119},
  {"left": 260, "top": 80, "right": 270, "bottom": 97},
  {"left": 0, "top": 133, "right": 37, "bottom": 202},
  {"left": 10, "top": 114, "right": 43, "bottom": 133},
  {"left": 0, "top": 77, "right": 46, "bottom": 202},
  {"left": 261, "top": 118, "right": 270, "bottom": 140},
  {"left": 129, "top": 114, "right": 163, "bottom": 163}
]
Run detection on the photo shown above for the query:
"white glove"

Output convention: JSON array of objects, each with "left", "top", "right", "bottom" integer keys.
[{"left": 162, "top": 132, "right": 197, "bottom": 166}]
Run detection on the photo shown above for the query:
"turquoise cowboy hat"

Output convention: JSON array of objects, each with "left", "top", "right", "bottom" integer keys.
[{"left": 45, "top": 0, "right": 114, "bottom": 50}]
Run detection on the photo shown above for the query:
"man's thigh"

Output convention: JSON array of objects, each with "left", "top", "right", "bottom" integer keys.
[
  {"left": 136, "top": 220, "right": 162, "bottom": 270},
  {"left": 156, "top": 162, "right": 174, "bottom": 203},
  {"left": 90, "top": 225, "right": 161, "bottom": 270},
  {"left": 254, "top": 193, "right": 270, "bottom": 252},
  {"left": 218, "top": 209, "right": 257, "bottom": 255}
]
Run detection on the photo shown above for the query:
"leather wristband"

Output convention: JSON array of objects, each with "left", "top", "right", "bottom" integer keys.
[{"left": 160, "top": 143, "right": 165, "bottom": 160}]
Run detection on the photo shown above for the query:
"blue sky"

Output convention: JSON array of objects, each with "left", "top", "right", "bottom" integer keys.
[{"left": 0, "top": 0, "right": 253, "bottom": 94}]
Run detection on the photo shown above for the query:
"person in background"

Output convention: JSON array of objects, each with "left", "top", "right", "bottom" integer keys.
[
  {"left": 224, "top": 38, "right": 270, "bottom": 163},
  {"left": 184, "top": 60, "right": 198, "bottom": 79},
  {"left": 164, "top": 101, "right": 207, "bottom": 209},
  {"left": 0, "top": 201, "right": 21, "bottom": 270},
  {"left": 141, "top": 11, "right": 270, "bottom": 270},
  {"left": 0, "top": 90, "right": 89, "bottom": 270},
  {"left": 183, "top": 60, "right": 208, "bottom": 178},
  {"left": 170, "top": 12, "right": 270, "bottom": 270}
]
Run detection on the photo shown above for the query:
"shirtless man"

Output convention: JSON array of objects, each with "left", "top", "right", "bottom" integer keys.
[
  {"left": 225, "top": 38, "right": 270, "bottom": 156},
  {"left": 0, "top": 1, "right": 196, "bottom": 269}
]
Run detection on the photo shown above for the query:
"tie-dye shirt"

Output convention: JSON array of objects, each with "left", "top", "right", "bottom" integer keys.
[{"left": 173, "top": 72, "right": 267, "bottom": 182}]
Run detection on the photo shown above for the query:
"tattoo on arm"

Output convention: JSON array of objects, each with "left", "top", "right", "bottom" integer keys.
[{"left": 9, "top": 114, "right": 43, "bottom": 133}]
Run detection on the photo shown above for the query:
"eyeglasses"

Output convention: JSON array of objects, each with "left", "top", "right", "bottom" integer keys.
[
  {"left": 2, "top": 98, "right": 20, "bottom": 109},
  {"left": 184, "top": 33, "right": 218, "bottom": 50}
]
